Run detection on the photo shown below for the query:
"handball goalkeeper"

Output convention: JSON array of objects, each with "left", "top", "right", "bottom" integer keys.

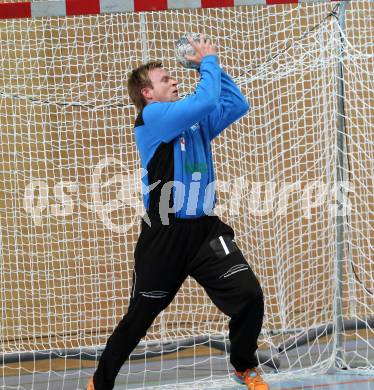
[{"left": 87, "top": 34, "right": 268, "bottom": 390}]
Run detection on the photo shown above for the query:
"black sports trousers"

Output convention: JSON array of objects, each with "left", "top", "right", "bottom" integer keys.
[{"left": 93, "top": 215, "right": 264, "bottom": 390}]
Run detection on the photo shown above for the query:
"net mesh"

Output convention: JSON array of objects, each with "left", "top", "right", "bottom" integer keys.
[{"left": 0, "top": 1, "right": 373, "bottom": 388}]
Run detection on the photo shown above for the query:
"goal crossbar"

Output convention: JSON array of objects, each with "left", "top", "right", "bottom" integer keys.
[{"left": 0, "top": 0, "right": 346, "bottom": 20}]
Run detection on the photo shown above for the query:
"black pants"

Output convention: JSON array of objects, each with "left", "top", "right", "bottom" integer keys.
[{"left": 93, "top": 215, "right": 264, "bottom": 390}]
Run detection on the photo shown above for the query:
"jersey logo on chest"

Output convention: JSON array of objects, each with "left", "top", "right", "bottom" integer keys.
[{"left": 180, "top": 136, "right": 186, "bottom": 152}]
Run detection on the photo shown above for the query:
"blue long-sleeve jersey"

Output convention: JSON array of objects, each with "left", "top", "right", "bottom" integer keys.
[{"left": 134, "top": 55, "right": 250, "bottom": 221}]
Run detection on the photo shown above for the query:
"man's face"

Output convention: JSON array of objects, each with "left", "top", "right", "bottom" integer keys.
[{"left": 141, "top": 68, "right": 179, "bottom": 104}]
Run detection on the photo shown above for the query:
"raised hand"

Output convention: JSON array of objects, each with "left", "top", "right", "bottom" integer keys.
[{"left": 184, "top": 34, "right": 217, "bottom": 66}]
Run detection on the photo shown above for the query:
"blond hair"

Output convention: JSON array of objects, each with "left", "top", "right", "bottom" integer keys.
[{"left": 127, "top": 61, "right": 163, "bottom": 112}]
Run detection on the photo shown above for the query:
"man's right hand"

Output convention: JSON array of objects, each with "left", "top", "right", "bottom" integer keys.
[{"left": 185, "top": 34, "right": 217, "bottom": 66}]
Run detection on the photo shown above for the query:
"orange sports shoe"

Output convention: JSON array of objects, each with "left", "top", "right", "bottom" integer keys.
[
  {"left": 233, "top": 368, "right": 269, "bottom": 390},
  {"left": 86, "top": 377, "right": 95, "bottom": 390}
]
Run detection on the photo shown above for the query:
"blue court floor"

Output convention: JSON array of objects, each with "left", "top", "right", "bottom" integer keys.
[
  {"left": 2, "top": 370, "right": 374, "bottom": 389},
  {"left": 268, "top": 373, "right": 374, "bottom": 390}
]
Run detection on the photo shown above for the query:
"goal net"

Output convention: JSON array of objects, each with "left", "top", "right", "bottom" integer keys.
[{"left": 0, "top": 0, "right": 373, "bottom": 388}]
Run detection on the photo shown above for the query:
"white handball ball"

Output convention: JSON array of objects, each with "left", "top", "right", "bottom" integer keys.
[{"left": 175, "top": 33, "right": 202, "bottom": 70}]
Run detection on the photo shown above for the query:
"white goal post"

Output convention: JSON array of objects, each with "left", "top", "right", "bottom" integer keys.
[{"left": 0, "top": 0, "right": 373, "bottom": 389}]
